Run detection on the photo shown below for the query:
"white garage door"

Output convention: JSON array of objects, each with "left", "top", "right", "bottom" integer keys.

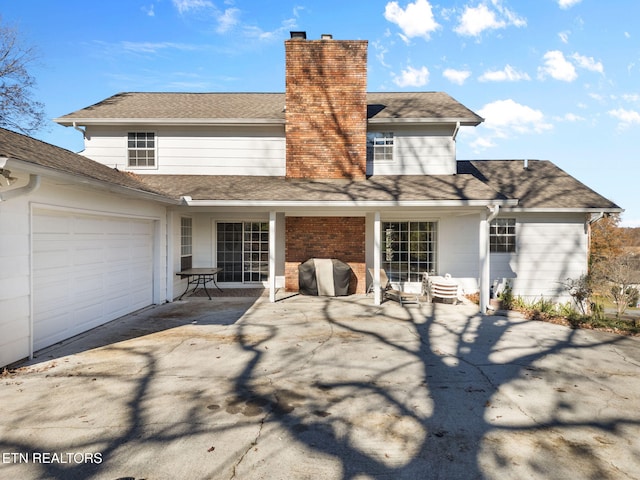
[{"left": 33, "top": 209, "right": 154, "bottom": 351}]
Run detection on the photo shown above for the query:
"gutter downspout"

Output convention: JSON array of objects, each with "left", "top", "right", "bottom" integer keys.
[
  {"left": 487, "top": 204, "right": 500, "bottom": 223},
  {"left": 585, "top": 211, "right": 605, "bottom": 270},
  {"left": 0, "top": 174, "right": 41, "bottom": 202},
  {"left": 73, "top": 121, "right": 86, "bottom": 139},
  {"left": 480, "top": 204, "right": 500, "bottom": 314},
  {"left": 452, "top": 121, "right": 460, "bottom": 141}
]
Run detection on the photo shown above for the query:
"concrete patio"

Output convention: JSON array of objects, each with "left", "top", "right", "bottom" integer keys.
[{"left": 1, "top": 294, "right": 639, "bottom": 480}]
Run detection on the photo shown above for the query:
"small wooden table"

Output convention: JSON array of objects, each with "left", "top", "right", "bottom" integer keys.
[{"left": 176, "top": 268, "right": 223, "bottom": 300}]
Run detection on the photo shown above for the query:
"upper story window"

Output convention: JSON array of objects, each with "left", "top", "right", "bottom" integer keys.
[
  {"left": 128, "top": 132, "right": 155, "bottom": 168},
  {"left": 490, "top": 218, "right": 516, "bottom": 253},
  {"left": 367, "top": 132, "right": 394, "bottom": 162}
]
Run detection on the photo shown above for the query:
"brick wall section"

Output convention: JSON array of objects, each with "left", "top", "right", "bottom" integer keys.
[
  {"left": 285, "top": 217, "right": 366, "bottom": 294},
  {"left": 285, "top": 38, "right": 368, "bottom": 180}
]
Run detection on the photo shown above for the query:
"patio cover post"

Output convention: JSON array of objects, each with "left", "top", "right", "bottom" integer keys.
[
  {"left": 374, "top": 211, "right": 382, "bottom": 305},
  {"left": 480, "top": 205, "right": 499, "bottom": 314},
  {"left": 269, "top": 211, "right": 276, "bottom": 302}
]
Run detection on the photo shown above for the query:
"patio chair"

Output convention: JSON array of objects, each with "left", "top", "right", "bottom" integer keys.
[
  {"left": 425, "top": 273, "right": 459, "bottom": 304},
  {"left": 369, "top": 268, "right": 421, "bottom": 306}
]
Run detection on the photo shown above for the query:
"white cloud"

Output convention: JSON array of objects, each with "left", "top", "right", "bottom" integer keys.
[
  {"left": 243, "top": 17, "right": 297, "bottom": 41},
  {"left": 454, "top": 2, "right": 525, "bottom": 37},
  {"left": 538, "top": 50, "right": 577, "bottom": 82},
  {"left": 479, "top": 64, "right": 530, "bottom": 82},
  {"left": 443, "top": 68, "right": 471, "bottom": 85},
  {"left": 455, "top": 4, "right": 504, "bottom": 36},
  {"left": 609, "top": 108, "right": 640, "bottom": 128},
  {"left": 216, "top": 8, "right": 240, "bottom": 33},
  {"left": 556, "top": 113, "right": 585, "bottom": 122},
  {"left": 120, "top": 41, "right": 202, "bottom": 54},
  {"left": 558, "top": 0, "right": 582, "bottom": 9},
  {"left": 384, "top": 0, "right": 440, "bottom": 41},
  {"left": 467, "top": 99, "right": 552, "bottom": 151},
  {"left": 172, "top": 0, "right": 213, "bottom": 14},
  {"left": 558, "top": 31, "right": 570, "bottom": 44},
  {"left": 372, "top": 40, "right": 391, "bottom": 68},
  {"left": 142, "top": 4, "right": 155, "bottom": 16},
  {"left": 571, "top": 53, "right": 604, "bottom": 73},
  {"left": 393, "top": 65, "right": 430, "bottom": 87},
  {"left": 470, "top": 136, "right": 496, "bottom": 150},
  {"left": 622, "top": 93, "right": 640, "bottom": 103},
  {"left": 479, "top": 99, "right": 552, "bottom": 134}
]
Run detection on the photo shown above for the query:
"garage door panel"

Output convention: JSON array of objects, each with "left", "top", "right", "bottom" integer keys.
[{"left": 33, "top": 210, "right": 154, "bottom": 351}]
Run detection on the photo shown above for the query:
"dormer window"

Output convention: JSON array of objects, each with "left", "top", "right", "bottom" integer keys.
[
  {"left": 127, "top": 132, "right": 155, "bottom": 168},
  {"left": 367, "top": 132, "right": 394, "bottom": 162}
]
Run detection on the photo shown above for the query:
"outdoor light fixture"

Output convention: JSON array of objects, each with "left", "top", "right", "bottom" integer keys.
[{"left": 0, "top": 168, "right": 17, "bottom": 186}]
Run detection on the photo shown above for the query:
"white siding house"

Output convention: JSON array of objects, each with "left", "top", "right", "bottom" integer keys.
[{"left": 0, "top": 33, "right": 621, "bottom": 367}]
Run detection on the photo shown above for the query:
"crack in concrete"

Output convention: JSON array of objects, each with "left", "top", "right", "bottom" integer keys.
[{"left": 229, "top": 410, "right": 268, "bottom": 480}]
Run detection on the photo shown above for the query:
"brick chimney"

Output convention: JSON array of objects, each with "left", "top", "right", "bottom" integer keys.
[{"left": 285, "top": 33, "right": 368, "bottom": 180}]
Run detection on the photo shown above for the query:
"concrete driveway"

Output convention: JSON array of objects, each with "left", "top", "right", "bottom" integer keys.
[{"left": 1, "top": 294, "right": 640, "bottom": 480}]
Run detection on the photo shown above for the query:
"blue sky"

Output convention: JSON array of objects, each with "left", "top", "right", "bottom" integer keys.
[{"left": 3, "top": 0, "right": 639, "bottom": 225}]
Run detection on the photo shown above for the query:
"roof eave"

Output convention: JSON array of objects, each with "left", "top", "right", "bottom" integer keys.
[
  {"left": 180, "top": 198, "right": 518, "bottom": 208},
  {"left": 501, "top": 206, "right": 624, "bottom": 214},
  {"left": 368, "top": 117, "right": 482, "bottom": 126},
  {"left": 3, "top": 157, "right": 180, "bottom": 205},
  {"left": 54, "top": 118, "right": 285, "bottom": 127}
]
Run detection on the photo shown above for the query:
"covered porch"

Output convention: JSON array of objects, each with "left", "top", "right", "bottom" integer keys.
[{"left": 169, "top": 200, "right": 516, "bottom": 313}]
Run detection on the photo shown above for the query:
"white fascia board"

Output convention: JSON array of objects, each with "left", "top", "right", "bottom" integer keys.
[
  {"left": 181, "top": 198, "right": 518, "bottom": 208},
  {"left": 54, "top": 117, "right": 285, "bottom": 127},
  {"left": 368, "top": 117, "right": 482, "bottom": 126},
  {"left": 501, "top": 206, "right": 624, "bottom": 214}
]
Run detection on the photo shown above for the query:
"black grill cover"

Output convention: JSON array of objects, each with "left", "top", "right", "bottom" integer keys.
[{"left": 298, "top": 258, "right": 352, "bottom": 296}]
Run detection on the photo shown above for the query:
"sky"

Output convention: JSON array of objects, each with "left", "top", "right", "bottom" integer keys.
[{"left": 2, "top": 0, "right": 639, "bottom": 226}]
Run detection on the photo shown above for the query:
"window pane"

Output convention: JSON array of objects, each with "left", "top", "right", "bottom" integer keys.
[
  {"left": 217, "top": 222, "right": 269, "bottom": 283},
  {"left": 490, "top": 218, "right": 516, "bottom": 253},
  {"left": 127, "top": 132, "right": 155, "bottom": 167},
  {"left": 382, "top": 221, "right": 437, "bottom": 281}
]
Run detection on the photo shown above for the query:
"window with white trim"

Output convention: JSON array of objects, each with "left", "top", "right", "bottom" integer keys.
[
  {"left": 127, "top": 132, "right": 155, "bottom": 167},
  {"left": 490, "top": 218, "right": 516, "bottom": 253},
  {"left": 382, "top": 221, "right": 437, "bottom": 282},
  {"left": 367, "top": 132, "right": 394, "bottom": 162},
  {"left": 180, "top": 217, "right": 192, "bottom": 271},
  {"left": 216, "top": 222, "right": 269, "bottom": 283}
]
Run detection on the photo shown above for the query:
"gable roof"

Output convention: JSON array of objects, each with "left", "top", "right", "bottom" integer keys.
[
  {"left": 54, "top": 92, "right": 482, "bottom": 126},
  {"left": 459, "top": 160, "right": 621, "bottom": 210},
  {"left": 0, "top": 127, "right": 173, "bottom": 201}
]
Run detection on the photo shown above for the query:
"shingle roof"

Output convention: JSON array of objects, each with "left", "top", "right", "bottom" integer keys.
[
  {"left": 55, "top": 92, "right": 482, "bottom": 124},
  {"left": 367, "top": 92, "right": 482, "bottom": 123},
  {"left": 136, "top": 174, "right": 508, "bottom": 203},
  {"left": 1, "top": 128, "right": 618, "bottom": 211},
  {"left": 0, "top": 127, "right": 171, "bottom": 199},
  {"left": 459, "top": 160, "right": 620, "bottom": 210}
]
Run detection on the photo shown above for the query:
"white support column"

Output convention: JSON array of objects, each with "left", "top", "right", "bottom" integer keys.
[
  {"left": 269, "top": 211, "right": 277, "bottom": 303},
  {"left": 480, "top": 205, "right": 499, "bottom": 314},
  {"left": 166, "top": 210, "right": 175, "bottom": 302},
  {"left": 479, "top": 212, "right": 490, "bottom": 314},
  {"left": 374, "top": 211, "right": 382, "bottom": 305}
]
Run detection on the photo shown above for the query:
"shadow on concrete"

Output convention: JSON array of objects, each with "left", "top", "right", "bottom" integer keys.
[
  {"left": 1, "top": 294, "right": 639, "bottom": 479},
  {"left": 227, "top": 296, "right": 640, "bottom": 479},
  {"left": 19, "top": 295, "right": 263, "bottom": 368}
]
